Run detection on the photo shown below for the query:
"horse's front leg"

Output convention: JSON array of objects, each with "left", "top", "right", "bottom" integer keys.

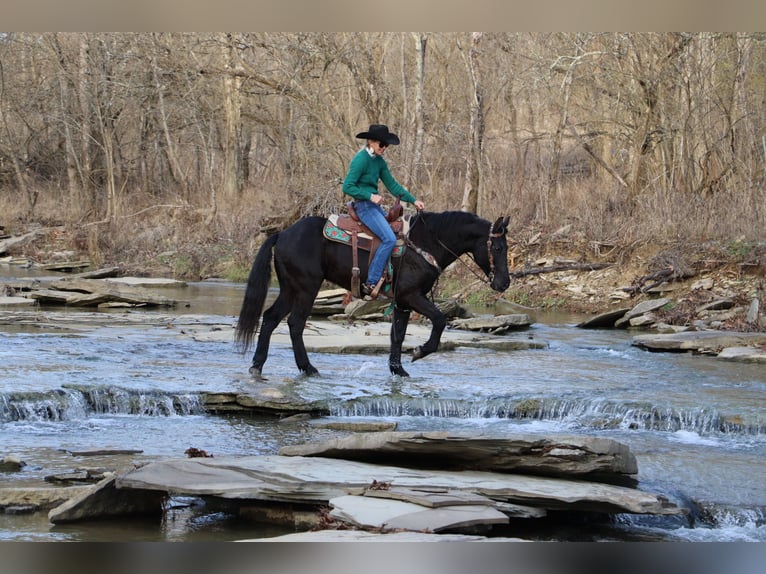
[
  {"left": 409, "top": 296, "right": 447, "bottom": 363},
  {"left": 389, "top": 304, "right": 411, "bottom": 377}
]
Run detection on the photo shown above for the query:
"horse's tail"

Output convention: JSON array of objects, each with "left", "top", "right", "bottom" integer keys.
[{"left": 235, "top": 233, "right": 278, "bottom": 353}]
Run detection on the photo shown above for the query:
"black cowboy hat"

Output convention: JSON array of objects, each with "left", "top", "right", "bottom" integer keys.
[{"left": 355, "top": 124, "right": 401, "bottom": 146}]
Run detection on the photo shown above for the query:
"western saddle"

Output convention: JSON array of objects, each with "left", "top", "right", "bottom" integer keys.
[{"left": 333, "top": 199, "right": 404, "bottom": 299}]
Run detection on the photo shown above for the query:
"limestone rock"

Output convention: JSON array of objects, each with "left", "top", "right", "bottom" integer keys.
[
  {"left": 116, "top": 454, "right": 680, "bottom": 516},
  {"left": 632, "top": 331, "right": 766, "bottom": 353},
  {"left": 240, "top": 530, "right": 518, "bottom": 542},
  {"left": 716, "top": 346, "right": 766, "bottom": 363},
  {"left": 0, "top": 486, "right": 91, "bottom": 511},
  {"left": 450, "top": 314, "right": 532, "bottom": 333},
  {"left": 279, "top": 431, "right": 638, "bottom": 482},
  {"left": 577, "top": 307, "right": 630, "bottom": 329},
  {"left": 328, "top": 494, "right": 508, "bottom": 533},
  {"left": 615, "top": 298, "right": 670, "bottom": 328},
  {"left": 48, "top": 475, "right": 164, "bottom": 523}
]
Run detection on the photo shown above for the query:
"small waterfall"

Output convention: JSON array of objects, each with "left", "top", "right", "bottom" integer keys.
[
  {"left": 0, "top": 386, "right": 206, "bottom": 422},
  {"left": 615, "top": 501, "right": 766, "bottom": 541},
  {"left": 329, "top": 396, "right": 765, "bottom": 437}
]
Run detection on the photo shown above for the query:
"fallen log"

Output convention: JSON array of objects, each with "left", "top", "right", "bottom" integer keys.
[{"left": 511, "top": 262, "right": 612, "bottom": 278}]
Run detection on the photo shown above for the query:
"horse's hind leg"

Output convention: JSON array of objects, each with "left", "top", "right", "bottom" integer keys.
[
  {"left": 287, "top": 297, "right": 319, "bottom": 376},
  {"left": 250, "top": 294, "right": 291, "bottom": 379}
]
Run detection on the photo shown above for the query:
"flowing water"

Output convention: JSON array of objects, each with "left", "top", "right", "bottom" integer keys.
[{"left": 1, "top": 269, "right": 764, "bottom": 541}]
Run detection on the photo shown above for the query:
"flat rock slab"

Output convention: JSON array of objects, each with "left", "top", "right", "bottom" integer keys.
[
  {"left": 615, "top": 299, "right": 672, "bottom": 328},
  {"left": 0, "top": 296, "right": 34, "bottom": 307},
  {"left": 105, "top": 277, "right": 187, "bottom": 288},
  {"left": 279, "top": 431, "right": 638, "bottom": 481},
  {"left": 0, "top": 486, "right": 92, "bottom": 512},
  {"left": 632, "top": 331, "right": 766, "bottom": 353},
  {"left": 577, "top": 308, "right": 631, "bottom": 329},
  {"left": 449, "top": 314, "right": 532, "bottom": 333},
  {"left": 716, "top": 346, "right": 766, "bottom": 363},
  {"left": 116, "top": 454, "right": 681, "bottom": 516},
  {"left": 49, "top": 475, "right": 165, "bottom": 523},
  {"left": 240, "top": 530, "right": 522, "bottom": 542},
  {"left": 329, "top": 494, "right": 508, "bottom": 532},
  {"left": 363, "top": 486, "right": 495, "bottom": 508}
]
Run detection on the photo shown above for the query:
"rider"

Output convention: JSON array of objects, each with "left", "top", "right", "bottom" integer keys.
[{"left": 343, "top": 124, "right": 425, "bottom": 299}]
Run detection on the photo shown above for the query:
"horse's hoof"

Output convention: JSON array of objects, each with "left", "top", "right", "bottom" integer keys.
[
  {"left": 301, "top": 365, "right": 320, "bottom": 377},
  {"left": 411, "top": 346, "right": 423, "bottom": 362},
  {"left": 249, "top": 366, "right": 267, "bottom": 381},
  {"left": 389, "top": 363, "right": 410, "bottom": 377}
]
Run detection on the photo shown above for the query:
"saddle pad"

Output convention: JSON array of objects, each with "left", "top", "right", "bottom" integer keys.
[
  {"left": 326, "top": 214, "right": 374, "bottom": 241},
  {"left": 324, "top": 216, "right": 406, "bottom": 257}
]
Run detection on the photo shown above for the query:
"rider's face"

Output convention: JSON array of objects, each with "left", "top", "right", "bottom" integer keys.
[{"left": 371, "top": 140, "right": 389, "bottom": 155}]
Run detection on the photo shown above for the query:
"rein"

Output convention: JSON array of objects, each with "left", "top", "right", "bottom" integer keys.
[{"left": 412, "top": 213, "right": 500, "bottom": 286}]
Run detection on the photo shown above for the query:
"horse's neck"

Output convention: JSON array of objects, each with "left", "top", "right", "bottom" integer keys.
[{"left": 412, "top": 212, "right": 483, "bottom": 265}]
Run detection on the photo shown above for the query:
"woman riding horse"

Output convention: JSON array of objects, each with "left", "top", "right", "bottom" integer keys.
[{"left": 342, "top": 124, "right": 425, "bottom": 300}]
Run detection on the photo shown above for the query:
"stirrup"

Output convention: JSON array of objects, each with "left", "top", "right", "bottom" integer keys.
[{"left": 363, "top": 277, "right": 388, "bottom": 301}]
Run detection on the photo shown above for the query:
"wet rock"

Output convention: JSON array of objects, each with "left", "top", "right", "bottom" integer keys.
[
  {"left": 449, "top": 314, "right": 532, "bottom": 334},
  {"left": 64, "top": 449, "right": 143, "bottom": 456},
  {"left": 279, "top": 431, "right": 638, "bottom": 482},
  {"left": 310, "top": 421, "right": 398, "bottom": 432},
  {"left": 116, "top": 454, "right": 681, "bottom": 516},
  {"left": 0, "top": 486, "right": 92, "bottom": 512},
  {"left": 0, "top": 455, "right": 26, "bottom": 472},
  {"left": 105, "top": 277, "right": 186, "bottom": 288},
  {"left": 236, "top": 390, "right": 328, "bottom": 416},
  {"left": 632, "top": 331, "right": 766, "bottom": 353},
  {"left": 0, "top": 296, "right": 35, "bottom": 307},
  {"left": 48, "top": 475, "right": 164, "bottom": 524},
  {"left": 241, "top": 530, "right": 518, "bottom": 542}
]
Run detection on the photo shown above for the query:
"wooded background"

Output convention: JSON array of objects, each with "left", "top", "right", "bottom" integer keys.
[{"left": 1, "top": 32, "right": 764, "bottom": 272}]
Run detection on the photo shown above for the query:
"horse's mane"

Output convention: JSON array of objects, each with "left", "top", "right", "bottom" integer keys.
[{"left": 412, "top": 210, "right": 487, "bottom": 237}]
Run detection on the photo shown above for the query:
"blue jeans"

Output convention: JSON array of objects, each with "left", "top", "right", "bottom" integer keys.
[{"left": 353, "top": 200, "right": 396, "bottom": 286}]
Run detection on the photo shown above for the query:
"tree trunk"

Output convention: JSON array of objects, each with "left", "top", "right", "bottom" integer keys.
[
  {"left": 78, "top": 35, "right": 93, "bottom": 211},
  {"left": 221, "top": 32, "right": 242, "bottom": 202},
  {"left": 461, "top": 32, "right": 483, "bottom": 214},
  {"left": 151, "top": 34, "right": 189, "bottom": 200},
  {"left": 410, "top": 32, "right": 427, "bottom": 190}
]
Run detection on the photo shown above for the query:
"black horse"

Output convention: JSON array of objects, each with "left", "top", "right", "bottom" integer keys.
[{"left": 235, "top": 210, "right": 511, "bottom": 378}]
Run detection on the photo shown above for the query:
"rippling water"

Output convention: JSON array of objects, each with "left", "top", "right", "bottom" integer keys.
[{"left": 1, "top": 273, "right": 764, "bottom": 541}]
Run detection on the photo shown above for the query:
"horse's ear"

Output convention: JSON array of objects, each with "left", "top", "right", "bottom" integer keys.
[{"left": 493, "top": 216, "right": 510, "bottom": 234}]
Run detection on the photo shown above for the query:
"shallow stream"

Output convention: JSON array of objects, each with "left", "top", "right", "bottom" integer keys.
[{"left": 1, "top": 271, "right": 764, "bottom": 541}]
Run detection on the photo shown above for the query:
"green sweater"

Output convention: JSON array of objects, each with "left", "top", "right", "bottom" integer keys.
[{"left": 342, "top": 148, "right": 417, "bottom": 204}]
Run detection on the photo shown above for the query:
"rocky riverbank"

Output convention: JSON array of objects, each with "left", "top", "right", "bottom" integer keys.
[{"left": 33, "top": 431, "right": 683, "bottom": 541}]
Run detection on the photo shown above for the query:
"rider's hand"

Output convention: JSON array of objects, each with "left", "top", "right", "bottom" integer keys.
[
  {"left": 370, "top": 194, "right": 383, "bottom": 205},
  {"left": 414, "top": 200, "right": 425, "bottom": 211}
]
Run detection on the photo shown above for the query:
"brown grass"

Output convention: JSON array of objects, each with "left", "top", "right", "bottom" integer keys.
[{"left": 2, "top": 174, "right": 765, "bottom": 284}]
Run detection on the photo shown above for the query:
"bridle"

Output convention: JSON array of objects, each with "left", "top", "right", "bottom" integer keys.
[
  {"left": 412, "top": 214, "right": 503, "bottom": 286},
  {"left": 486, "top": 221, "right": 505, "bottom": 284}
]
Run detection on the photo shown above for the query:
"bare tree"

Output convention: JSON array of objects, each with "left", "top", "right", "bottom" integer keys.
[{"left": 460, "top": 32, "right": 484, "bottom": 213}]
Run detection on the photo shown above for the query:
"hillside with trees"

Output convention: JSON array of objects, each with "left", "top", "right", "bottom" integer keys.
[{"left": 1, "top": 33, "right": 764, "bottom": 307}]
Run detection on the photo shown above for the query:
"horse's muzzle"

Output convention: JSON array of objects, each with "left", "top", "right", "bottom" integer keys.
[{"left": 491, "top": 274, "right": 511, "bottom": 292}]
